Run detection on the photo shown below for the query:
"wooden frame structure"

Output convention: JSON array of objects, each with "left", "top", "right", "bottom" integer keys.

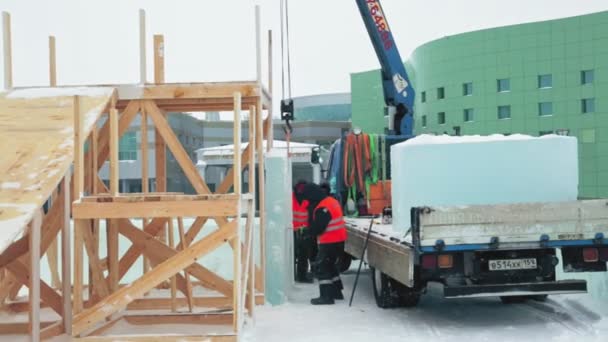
[{"left": 0, "top": 6, "right": 272, "bottom": 341}]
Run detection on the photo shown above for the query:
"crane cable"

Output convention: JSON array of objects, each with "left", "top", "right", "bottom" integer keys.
[{"left": 280, "top": 0, "right": 293, "bottom": 157}]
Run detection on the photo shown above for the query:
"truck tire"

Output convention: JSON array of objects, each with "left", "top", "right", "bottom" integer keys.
[
  {"left": 371, "top": 267, "right": 420, "bottom": 308},
  {"left": 337, "top": 252, "right": 352, "bottom": 273}
]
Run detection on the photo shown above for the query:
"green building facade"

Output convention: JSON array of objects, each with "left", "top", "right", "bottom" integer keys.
[{"left": 351, "top": 11, "right": 608, "bottom": 198}]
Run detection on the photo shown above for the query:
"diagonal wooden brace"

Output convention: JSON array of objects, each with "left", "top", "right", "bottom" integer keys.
[{"left": 72, "top": 220, "right": 237, "bottom": 336}]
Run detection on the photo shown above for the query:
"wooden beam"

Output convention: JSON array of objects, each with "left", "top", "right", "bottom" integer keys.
[
  {"left": 72, "top": 221, "right": 238, "bottom": 335},
  {"left": 117, "top": 83, "right": 260, "bottom": 100},
  {"left": 145, "top": 101, "right": 210, "bottom": 194},
  {"left": 81, "top": 221, "right": 111, "bottom": 299},
  {"left": 41, "top": 321, "right": 64, "bottom": 341},
  {"left": 73, "top": 219, "right": 84, "bottom": 314},
  {"left": 109, "top": 107, "right": 119, "bottom": 195},
  {"left": 154, "top": 106, "right": 167, "bottom": 193},
  {"left": 2, "top": 12, "right": 12, "bottom": 89},
  {"left": 96, "top": 100, "right": 140, "bottom": 169},
  {"left": 139, "top": 9, "right": 146, "bottom": 84},
  {"left": 0, "top": 321, "right": 56, "bottom": 335},
  {"left": 177, "top": 217, "right": 194, "bottom": 312},
  {"left": 29, "top": 209, "right": 42, "bottom": 341},
  {"left": 108, "top": 219, "right": 119, "bottom": 293},
  {"left": 245, "top": 105, "right": 257, "bottom": 317},
  {"left": 84, "top": 316, "right": 122, "bottom": 337},
  {"left": 62, "top": 174, "right": 72, "bottom": 335},
  {"left": 74, "top": 95, "right": 84, "bottom": 200},
  {"left": 141, "top": 107, "right": 149, "bottom": 193},
  {"left": 5, "top": 260, "right": 64, "bottom": 316},
  {"left": 49, "top": 35, "right": 56, "bottom": 86},
  {"left": 182, "top": 216, "right": 207, "bottom": 246},
  {"left": 153, "top": 35, "right": 165, "bottom": 84},
  {"left": 91, "top": 125, "right": 99, "bottom": 194},
  {"left": 74, "top": 335, "right": 236, "bottom": 342},
  {"left": 167, "top": 218, "right": 177, "bottom": 312},
  {"left": 118, "top": 220, "right": 234, "bottom": 298},
  {"left": 73, "top": 198, "right": 238, "bottom": 219},
  {"left": 124, "top": 312, "right": 233, "bottom": 326}
]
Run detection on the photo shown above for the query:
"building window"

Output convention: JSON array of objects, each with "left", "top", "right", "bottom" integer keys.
[
  {"left": 538, "top": 74, "right": 552, "bottom": 89},
  {"left": 463, "top": 108, "right": 474, "bottom": 122},
  {"left": 437, "top": 87, "right": 445, "bottom": 99},
  {"left": 539, "top": 130, "right": 553, "bottom": 136},
  {"left": 421, "top": 115, "right": 427, "bottom": 128},
  {"left": 538, "top": 102, "right": 553, "bottom": 116},
  {"left": 581, "top": 129, "right": 596, "bottom": 143},
  {"left": 463, "top": 82, "right": 473, "bottom": 96},
  {"left": 421, "top": 91, "right": 426, "bottom": 103},
  {"left": 497, "top": 79, "right": 510, "bottom": 92},
  {"left": 497, "top": 105, "right": 511, "bottom": 119},
  {"left": 582, "top": 98, "right": 595, "bottom": 113},
  {"left": 581, "top": 70, "right": 594, "bottom": 85},
  {"left": 437, "top": 112, "right": 446, "bottom": 125},
  {"left": 118, "top": 131, "right": 137, "bottom": 161}
]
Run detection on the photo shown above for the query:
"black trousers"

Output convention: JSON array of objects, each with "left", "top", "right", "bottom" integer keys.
[
  {"left": 315, "top": 242, "right": 344, "bottom": 297},
  {"left": 294, "top": 229, "right": 317, "bottom": 280}
]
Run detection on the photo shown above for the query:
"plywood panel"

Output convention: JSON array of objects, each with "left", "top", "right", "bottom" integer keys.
[{"left": 0, "top": 87, "right": 114, "bottom": 252}]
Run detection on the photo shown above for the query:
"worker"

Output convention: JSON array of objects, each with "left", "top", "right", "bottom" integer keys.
[
  {"left": 302, "top": 183, "right": 347, "bottom": 305},
  {"left": 293, "top": 181, "right": 314, "bottom": 283}
]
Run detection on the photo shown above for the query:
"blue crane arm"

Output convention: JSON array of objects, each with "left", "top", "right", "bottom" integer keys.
[{"left": 355, "top": 0, "right": 415, "bottom": 135}]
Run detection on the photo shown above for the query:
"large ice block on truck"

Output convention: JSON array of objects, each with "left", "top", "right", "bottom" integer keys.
[{"left": 391, "top": 134, "right": 578, "bottom": 234}]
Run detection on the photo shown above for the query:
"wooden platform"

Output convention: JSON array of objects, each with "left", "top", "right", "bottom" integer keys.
[{"left": 0, "top": 87, "right": 114, "bottom": 252}]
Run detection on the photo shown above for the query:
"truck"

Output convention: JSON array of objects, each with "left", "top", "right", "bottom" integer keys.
[{"left": 345, "top": 202, "right": 608, "bottom": 307}]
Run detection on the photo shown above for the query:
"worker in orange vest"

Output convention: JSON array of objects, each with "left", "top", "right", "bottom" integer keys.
[
  {"left": 293, "top": 181, "right": 315, "bottom": 283},
  {"left": 302, "top": 183, "right": 347, "bottom": 305}
]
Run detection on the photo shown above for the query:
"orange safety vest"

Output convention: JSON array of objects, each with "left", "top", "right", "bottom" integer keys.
[
  {"left": 314, "top": 197, "right": 347, "bottom": 244},
  {"left": 293, "top": 194, "right": 309, "bottom": 231}
]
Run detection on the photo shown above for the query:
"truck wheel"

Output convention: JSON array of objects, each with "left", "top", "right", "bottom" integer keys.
[
  {"left": 371, "top": 267, "right": 420, "bottom": 308},
  {"left": 500, "top": 296, "right": 528, "bottom": 304},
  {"left": 337, "top": 252, "right": 352, "bottom": 273}
]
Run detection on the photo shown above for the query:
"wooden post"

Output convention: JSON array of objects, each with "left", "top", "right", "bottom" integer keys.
[
  {"left": 139, "top": 9, "right": 147, "bottom": 84},
  {"left": 29, "top": 209, "right": 42, "bottom": 341},
  {"left": 49, "top": 36, "right": 56, "bottom": 86},
  {"left": 167, "top": 218, "right": 177, "bottom": 312},
  {"left": 109, "top": 107, "right": 119, "bottom": 195},
  {"left": 2, "top": 12, "right": 12, "bottom": 89},
  {"left": 232, "top": 92, "right": 242, "bottom": 332},
  {"left": 61, "top": 174, "right": 72, "bottom": 335},
  {"left": 153, "top": 35, "right": 165, "bottom": 84},
  {"left": 91, "top": 125, "right": 99, "bottom": 194},
  {"left": 141, "top": 104, "right": 151, "bottom": 279},
  {"left": 73, "top": 219, "right": 84, "bottom": 314},
  {"left": 108, "top": 220, "right": 119, "bottom": 293},
  {"left": 155, "top": 107, "right": 167, "bottom": 192},
  {"left": 73, "top": 96, "right": 84, "bottom": 200},
  {"left": 177, "top": 217, "right": 194, "bottom": 312}
]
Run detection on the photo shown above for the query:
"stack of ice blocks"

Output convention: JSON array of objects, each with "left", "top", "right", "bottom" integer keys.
[{"left": 390, "top": 134, "right": 579, "bottom": 234}]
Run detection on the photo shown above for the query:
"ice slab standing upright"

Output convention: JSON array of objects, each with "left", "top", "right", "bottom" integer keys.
[
  {"left": 391, "top": 134, "right": 578, "bottom": 234},
  {"left": 264, "top": 149, "right": 294, "bottom": 305}
]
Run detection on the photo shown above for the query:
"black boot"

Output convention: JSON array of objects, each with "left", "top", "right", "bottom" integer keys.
[
  {"left": 311, "top": 283, "right": 335, "bottom": 305},
  {"left": 296, "top": 273, "right": 313, "bottom": 283},
  {"left": 334, "top": 289, "right": 344, "bottom": 300}
]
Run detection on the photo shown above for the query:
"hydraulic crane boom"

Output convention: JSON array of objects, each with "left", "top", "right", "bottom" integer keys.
[
  {"left": 280, "top": 0, "right": 415, "bottom": 136},
  {"left": 355, "top": 0, "right": 415, "bottom": 136}
]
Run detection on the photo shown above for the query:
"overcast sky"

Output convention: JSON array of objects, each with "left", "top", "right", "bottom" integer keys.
[{"left": 1, "top": 0, "right": 607, "bottom": 102}]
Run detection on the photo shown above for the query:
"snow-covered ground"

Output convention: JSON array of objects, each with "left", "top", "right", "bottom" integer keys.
[{"left": 244, "top": 267, "right": 608, "bottom": 342}]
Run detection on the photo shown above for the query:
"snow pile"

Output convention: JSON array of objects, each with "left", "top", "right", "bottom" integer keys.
[{"left": 390, "top": 134, "right": 578, "bottom": 233}]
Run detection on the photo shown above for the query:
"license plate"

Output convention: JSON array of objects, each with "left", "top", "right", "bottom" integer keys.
[{"left": 489, "top": 258, "right": 537, "bottom": 271}]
